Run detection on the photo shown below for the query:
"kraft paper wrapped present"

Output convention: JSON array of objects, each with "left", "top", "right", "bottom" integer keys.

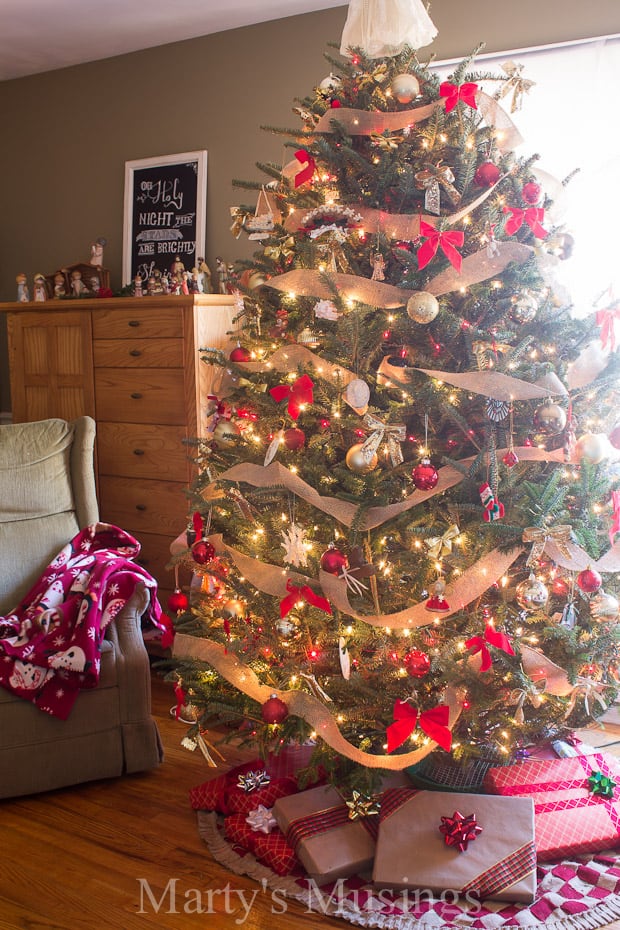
[
  {"left": 373, "top": 787, "right": 536, "bottom": 903},
  {"left": 272, "top": 783, "right": 378, "bottom": 885},
  {"left": 484, "top": 752, "right": 620, "bottom": 862}
]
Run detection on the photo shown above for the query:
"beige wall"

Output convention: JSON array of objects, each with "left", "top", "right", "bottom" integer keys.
[{"left": 0, "top": 0, "right": 618, "bottom": 411}]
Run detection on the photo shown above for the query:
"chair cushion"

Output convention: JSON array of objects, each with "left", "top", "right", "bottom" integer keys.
[{"left": 0, "top": 419, "right": 81, "bottom": 612}]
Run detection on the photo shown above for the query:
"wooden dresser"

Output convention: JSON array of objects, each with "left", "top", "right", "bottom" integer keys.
[{"left": 3, "top": 295, "right": 237, "bottom": 607}]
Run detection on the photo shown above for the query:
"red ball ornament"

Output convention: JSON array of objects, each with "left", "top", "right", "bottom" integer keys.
[
  {"left": 320, "top": 545, "right": 348, "bottom": 575},
  {"left": 404, "top": 648, "right": 431, "bottom": 678},
  {"left": 192, "top": 539, "right": 216, "bottom": 565},
  {"left": 261, "top": 693, "right": 289, "bottom": 725},
  {"left": 412, "top": 458, "right": 439, "bottom": 490},
  {"left": 474, "top": 161, "right": 500, "bottom": 188},
  {"left": 577, "top": 567, "right": 603, "bottom": 594},
  {"left": 609, "top": 425, "right": 620, "bottom": 450},
  {"left": 330, "top": 99, "right": 342, "bottom": 108},
  {"left": 230, "top": 345, "right": 251, "bottom": 362},
  {"left": 522, "top": 181, "right": 542, "bottom": 205},
  {"left": 167, "top": 588, "right": 189, "bottom": 614},
  {"left": 283, "top": 427, "right": 305, "bottom": 450}
]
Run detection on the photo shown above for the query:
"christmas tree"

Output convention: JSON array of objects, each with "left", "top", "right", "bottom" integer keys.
[{"left": 170, "top": 0, "right": 620, "bottom": 791}]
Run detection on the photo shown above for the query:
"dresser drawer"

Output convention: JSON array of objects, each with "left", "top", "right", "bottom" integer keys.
[
  {"left": 94, "top": 369, "right": 186, "bottom": 424},
  {"left": 93, "top": 338, "right": 184, "bottom": 368},
  {"left": 92, "top": 308, "right": 184, "bottom": 339},
  {"left": 97, "top": 422, "right": 191, "bottom": 481},
  {"left": 98, "top": 475, "right": 186, "bottom": 536}
]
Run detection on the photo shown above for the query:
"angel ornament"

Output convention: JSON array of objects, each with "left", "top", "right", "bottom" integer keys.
[
  {"left": 371, "top": 251, "right": 386, "bottom": 281},
  {"left": 340, "top": 0, "right": 437, "bottom": 59}
]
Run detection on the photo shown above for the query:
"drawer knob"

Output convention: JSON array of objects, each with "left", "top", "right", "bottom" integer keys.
[
  {"left": 130, "top": 392, "right": 143, "bottom": 399},
  {"left": 136, "top": 503, "right": 147, "bottom": 511},
  {"left": 133, "top": 448, "right": 145, "bottom": 456},
  {"left": 128, "top": 320, "right": 140, "bottom": 327},
  {"left": 129, "top": 349, "right": 142, "bottom": 357}
]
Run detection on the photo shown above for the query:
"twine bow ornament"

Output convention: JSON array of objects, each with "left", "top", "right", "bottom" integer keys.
[
  {"left": 564, "top": 676, "right": 609, "bottom": 720},
  {"left": 522, "top": 525, "right": 573, "bottom": 567},
  {"left": 415, "top": 163, "right": 461, "bottom": 214},
  {"left": 425, "top": 524, "right": 460, "bottom": 560},
  {"left": 509, "top": 682, "right": 545, "bottom": 725},
  {"left": 499, "top": 60, "right": 536, "bottom": 113},
  {"left": 360, "top": 413, "right": 406, "bottom": 466}
]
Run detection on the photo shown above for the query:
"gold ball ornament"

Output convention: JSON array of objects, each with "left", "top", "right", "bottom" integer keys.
[
  {"left": 533, "top": 401, "right": 567, "bottom": 436},
  {"left": 591, "top": 591, "right": 620, "bottom": 622},
  {"left": 212, "top": 420, "right": 241, "bottom": 446},
  {"left": 221, "top": 598, "right": 246, "bottom": 620},
  {"left": 345, "top": 443, "right": 378, "bottom": 474},
  {"left": 391, "top": 73, "right": 420, "bottom": 104},
  {"left": 515, "top": 573, "right": 549, "bottom": 612},
  {"left": 406, "top": 292, "right": 439, "bottom": 324},
  {"left": 575, "top": 433, "right": 611, "bottom": 465}
]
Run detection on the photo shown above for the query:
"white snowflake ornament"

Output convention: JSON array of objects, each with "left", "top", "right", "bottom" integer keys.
[{"left": 281, "top": 523, "right": 310, "bottom": 567}]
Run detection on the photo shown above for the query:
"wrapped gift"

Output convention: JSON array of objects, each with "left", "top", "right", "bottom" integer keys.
[
  {"left": 224, "top": 813, "right": 260, "bottom": 854},
  {"left": 484, "top": 752, "right": 620, "bottom": 862},
  {"left": 373, "top": 787, "right": 536, "bottom": 902},
  {"left": 223, "top": 811, "right": 300, "bottom": 876},
  {"left": 273, "top": 784, "right": 378, "bottom": 884},
  {"left": 190, "top": 759, "right": 297, "bottom": 815}
]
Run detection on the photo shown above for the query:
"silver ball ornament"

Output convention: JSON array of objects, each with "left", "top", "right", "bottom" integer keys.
[
  {"left": 319, "top": 73, "right": 342, "bottom": 94},
  {"left": 345, "top": 443, "right": 378, "bottom": 474},
  {"left": 515, "top": 573, "right": 549, "bottom": 612},
  {"left": 575, "top": 433, "right": 611, "bottom": 465},
  {"left": 533, "top": 401, "right": 567, "bottom": 436},
  {"left": 406, "top": 291, "right": 439, "bottom": 324},
  {"left": 212, "top": 420, "right": 241, "bottom": 446},
  {"left": 391, "top": 73, "right": 420, "bottom": 104},
  {"left": 510, "top": 292, "right": 539, "bottom": 324}
]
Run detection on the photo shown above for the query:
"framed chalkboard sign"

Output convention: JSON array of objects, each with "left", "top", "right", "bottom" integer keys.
[{"left": 122, "top": 150, "right": 207, "bottom": 286}]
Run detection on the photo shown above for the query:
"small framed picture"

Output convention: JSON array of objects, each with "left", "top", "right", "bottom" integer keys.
[{"left": 122, "top": 150, "right": 208, "bottom": 286}]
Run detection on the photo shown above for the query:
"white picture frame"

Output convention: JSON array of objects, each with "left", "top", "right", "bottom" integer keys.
[{"left": 122, "top": 150, "right": 208, "bottom": 286}]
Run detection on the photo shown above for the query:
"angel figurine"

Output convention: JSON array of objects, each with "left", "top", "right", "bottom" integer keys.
[
  {"left": 16, "top": 273, "right": 30, "bottom": 302},
  {"left": 89, "top": 237, "right": 106, "bottom": 266},
  {"left": 371, "top": 251, "right": 386, "bottom": 281}
]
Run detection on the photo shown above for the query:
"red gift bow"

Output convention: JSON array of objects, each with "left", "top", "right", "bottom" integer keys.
[
  {"left": 503, "top": 205, "right": 548, "bottom": 239},
  {"left": 610, "top": 490, "right": 620, "bottom": 547},
  {"left": 439, "top": 810, "right": 483, "bottom": 851},
  {"left": 465, "top": 623, "right": 514, "bottom": 672},
  {"left": 269, "top": 373, "right": 314, "bottom": 420},
  {"left": 417, "top": 220, "right": 464, "bottom": 272},
  {"left": 439, "top": 81, "right": 479, "bottom": 113},
  {"left": 293, "top": 149, "right": 316, "bottom": 188},
  {"left": 386, "top": 700, "right": 452, "bottom": 753},
  {"left": 597, "top": 305, "right": 620, "bottom": 351},
  {"left": 279, "top": 579, "right": 332, "bottom": 618}
]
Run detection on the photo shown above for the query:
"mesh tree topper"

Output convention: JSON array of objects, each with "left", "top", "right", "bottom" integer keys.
[{"left": 170, "top": 19, "right": 620, "bottom": 790}]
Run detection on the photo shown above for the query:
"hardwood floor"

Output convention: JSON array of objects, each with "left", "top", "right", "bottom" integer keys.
[
  {"left": 3, "top": 674, "right": 620, "bottom": 930},
  {"left": 0, "top": 674, "right": 344, "bottom": 930}
]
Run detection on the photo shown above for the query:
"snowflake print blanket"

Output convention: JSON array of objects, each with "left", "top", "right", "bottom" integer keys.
[{"left": 0, "top": 523, "right": 170, "bottom": 719}]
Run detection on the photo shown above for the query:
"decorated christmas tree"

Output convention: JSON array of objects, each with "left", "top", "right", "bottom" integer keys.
[{"left": 170, "top": 0, "right": 620, "bottom": 791}]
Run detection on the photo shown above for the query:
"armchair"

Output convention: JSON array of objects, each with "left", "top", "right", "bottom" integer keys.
[{"left": 0, "top": 417, "right": 163, "bottom": 798}]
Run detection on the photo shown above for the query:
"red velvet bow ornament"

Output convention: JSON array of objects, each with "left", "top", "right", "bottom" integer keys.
[
  {"left": 465, "top": 623, "right": 514, "bottom": 673},
  {"left": 610, "top": 490, "right": 620, "bottom": 547},
  {"left": 386, "top": 700, "right": 452, "bottom": 753},
  {"left": 269, "top": 374, "right": 314, "bottom": 420},
  {"left": 279, "top": 579, "right": 332, "bottom": 618},
  {"left": 597, "top": 305, "right": 620, "bottom": 352},
  {"left": 439, "top": 810, "right": 483, "bottom": 851},
  {"left": 417, "top": 220, "right": 464, "bottom": 273},
  {"left": 292, "top": 149, "right": 316, "bottom": 188},
  {"left": 503, "top": 205, "right": 548, "bottom": 239},
  {"left": 174, "top": 681, "right": 186, "bottom": 720},
  {"left": 439, "top": 81, "right": 479, "bottom": 113}
]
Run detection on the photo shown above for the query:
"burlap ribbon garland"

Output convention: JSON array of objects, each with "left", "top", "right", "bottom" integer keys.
[
  {"left": 415, "top": 367, "right": 560, "bottom": 402},
  {"left": 172, "top": 633, "right": 462, "bottom": 770},
  {"left": 265, "top": 242, "right": 533, "bottom": 306},
  {"left": 312, "top": 91, "right": 523, "bottom": 152}
]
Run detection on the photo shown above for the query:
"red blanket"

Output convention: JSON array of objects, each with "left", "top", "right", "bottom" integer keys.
[{"left": 0, "top": 523, "right": 171, "bottom": 719}]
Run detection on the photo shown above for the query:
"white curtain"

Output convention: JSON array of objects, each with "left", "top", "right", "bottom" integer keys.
[{"left": 435, "top": 35, "right": 620, "bottom": 315}]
